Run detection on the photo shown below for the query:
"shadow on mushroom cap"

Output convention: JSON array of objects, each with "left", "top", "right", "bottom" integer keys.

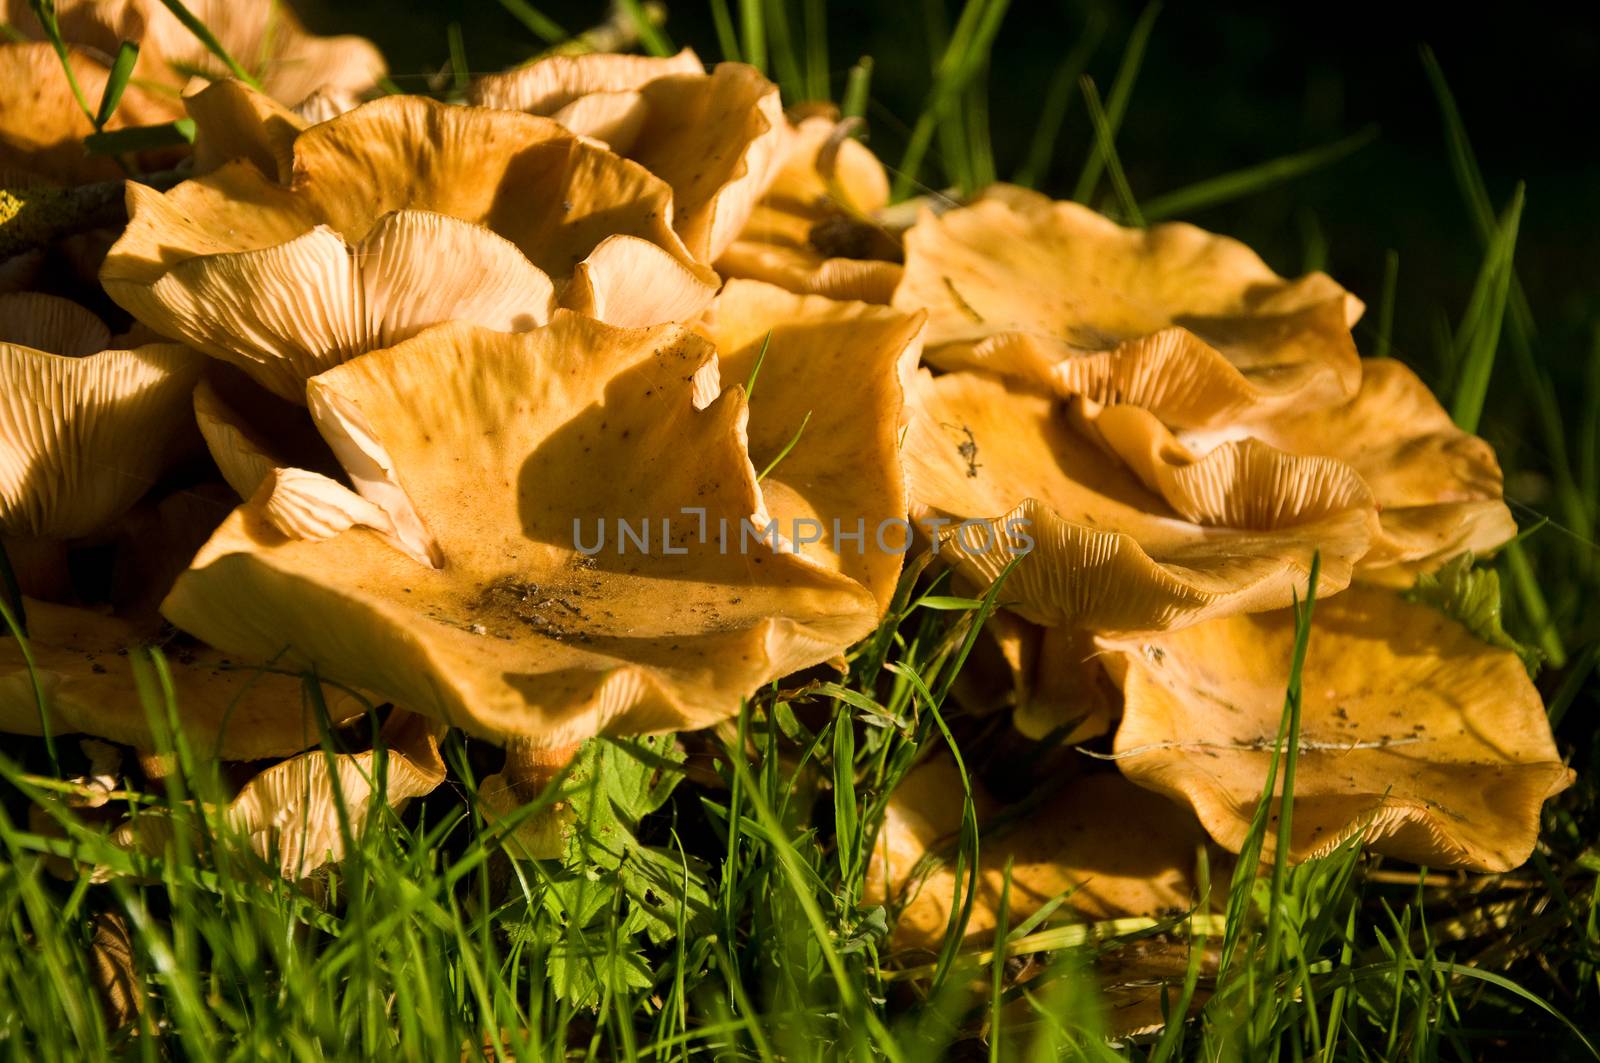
[{"left": 161, "top": 312, "right": 882, "bottom": 751}]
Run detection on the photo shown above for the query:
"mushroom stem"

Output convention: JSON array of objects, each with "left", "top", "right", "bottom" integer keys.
[
  {"left": 1, "top": 536, "right": 72, "bottom": 601},
  {"left": 479, "top": 740, "right": 584, "bottom": 861},
  {"left": 502, "top": 739, "right": 584, "bottom": 800}
]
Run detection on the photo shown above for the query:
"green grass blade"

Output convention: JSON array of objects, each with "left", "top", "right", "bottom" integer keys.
[
  {"left": 762, "top": 0, "right": 803, "bottom": 101},
  {"left": 832, "top": 706, "right": 859, "bottom": 885},
  {"left": 618, "top": 0, "right": 673, "bottom": 57},
  {"left": 1140, "top": 126, "right": 1377, "bottom": 221},
  {"left": 0, "top": 593, "right": 53, "bottom": 770},
  {"left": 1071, "top": 1, "right": 1160, "bottom": 204},
  {"left": 495, "top": 0, "right": 566, "bottom": 44},
  {"left": 84, "top": 118, "right": 196, "bottom": 156},
  {"left": 1434, "top": 963, "right": 1599, "bottom": 1059},
  {"left": 742, "top": 330, "right": 773, "bottom": 401},
  {"left": 893, "top": 0, "right": 1010, "bottom": 200},
  {"left": 723, "top": 750, "right": 905, "bottom": 1062},
  {"left": 1264, "top": 554, "right": 1320, "bottom": 974},
  {"left": 27, "top": 0, "right": 96, "bottom": 125},
  {"left": 964, "top": 58, "right": 995, "bottom": 188},
  {"left": 447, "top": 23, "right": 468, "bottom": 95},
  {"left": 1422, "top": 45, "right": 1590, "bottom": 551},
  {"left": 94, "top": 40, "right": 140, "bottom": 129},
  {"left": 1450, "top": 183, "right": 1522, "bottom": 433},
  {"left": 755, "top": 409, "right": 811, "bottom": 482},
  {"left": 1012, "top": 11, "right": 1104, "bottom": 188},
  {"left": 803, "top": 0, "right": 828, "bottom": 101},
  {"left": 1079, "top": 75, "right": 1142, "bottom": 225},
  {"left": 739, "top": 0, "right": 766, "bottom": 74},
  {"left": 1581, "top": 324, "right": 1600, "bottom": 525},
  {"left": 708, "top": 0, "right": 742, "bottom": 62},
  {"left": 1375, "top": 248, "right": 1400, "bottom": 359},
  {"left": 1503, "top": 540, "right": 1566, "bottom": 667},
  {"left": 152, "top": 0, "right": 262, "bottom": 88},
  {"left": 0, "top": 540, "right": 26, "bottom": 636},
  {"left": 842, "top": 56, "right": 873, "bottom": 120},
  {"left": 988, "top": 858, "right": 1014, "bottom": 1063}
]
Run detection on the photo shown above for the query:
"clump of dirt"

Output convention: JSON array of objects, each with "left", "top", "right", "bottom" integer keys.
[{"left": 464, "top": 575, "right": 598, "bottom": 643}]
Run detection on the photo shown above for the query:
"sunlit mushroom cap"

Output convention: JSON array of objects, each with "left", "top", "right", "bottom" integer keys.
[
  {"left": 184, "top": 79, "right": 306, "bottom": 180},
  {"left": 0, "top": 42, "right": 181, "bottom": 184},
  {"left": 0, "top": 292, "right": 201, "bottom": 541},
  {"left": 696, "top": 279, "right": 925, "bottom": 613},
  {"left": 100, "top": 94, "right": 716, "bottom": 403},
  {"left": 1099, "top": 584, "right": 1573, "bottom": 871},
  {"left": 0, "top": 597, "right": 366, "bottom": 759},
  {"left": 717, "top": 115, "right": 903, "bottom": 303},
  {"left": 904, "top": 368, "right": 1379, "bottom": 633},
  {"left": 893, "top": 191, "right": 1363, "bottom": 429},
  {"left": 470, "top": 50, "right": 785, "bottom": 262},
  {"left": 866, "top": 754, "right": 1218, "bottom": 952},
  {"left": 161, "top": 312, "right": 881, "bottom": 749},
  {"left": 1178, "top": 358, "right": 1518, "bottom": 584},
  {"left": 469, "top": 49, "right": 703, "bottom": 148},
  {"left": 2, "top": 0, "right": 386, "bottom": 109},
  {"left": 113, "top": 709, "right": 444, "bottom": 881}
]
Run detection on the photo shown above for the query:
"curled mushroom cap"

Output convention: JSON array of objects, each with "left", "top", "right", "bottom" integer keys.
[
  {"left": 2, "top": 0, "right": 385, "bottom": 109},
  {"left": 904, "top": 368, "right": 1379, "bottom": 633},
  {"left": 0, "top": 292, "right": 201, "bottom": 541},
  {"left": 100, "top": 94, "right": 716, "bottom": 403},
  {"left": 893, "top": 191, "right": 1363, "bottom": 429},
  {"left": 717, "top": 115, "right": 903, "bottom": 303},
  {"left": 471, "top": 50, "right": 784, "bottom": 262},
  {"left": 866, "top": 755, "right": 1218, "bottom": 953},
  {"left": 191, "top": 363, "right": 339, "bottom": 502},
  {"left": 469, "top": 49, "right": 703, "bottom": 148},
  {"left": 697, "top": 279, "right": 925, "bottom": 612},
  {"left": 1099, "top": 584, "right": 1573, "bottom": 871},
  {"left": 0, "top": 42, "right": 181, "bottom": 184},
  {"left": 113, "top": 710, "right": 444, "bottom": 881},
  {"left": 1178, "top": 358, "right": 1517, "bottom": 584},
  {"left": 184, "top": 79, "right": 306, "bottom": 180},
  {"left": 0, "top": 597, "right": 366, "bottom": 760},
  {"left": 161, "top": 312, "right": 880, "bottom": 750}
]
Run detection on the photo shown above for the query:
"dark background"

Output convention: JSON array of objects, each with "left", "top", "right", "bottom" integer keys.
[{"left": 300, "top": 0, "right": 1600, "bottom": 484}]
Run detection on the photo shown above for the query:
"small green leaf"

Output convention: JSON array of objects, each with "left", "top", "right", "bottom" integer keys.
[
  {"left": 559, "top": 734, "right": 685, "bottom": 870},
  {"left": 616, "top": 846, "right": 714, "bottom": 945},
  {"left": 1403, "top": 552, "right": 1544, "bottom": 675},
  {"left": 547, "top": 936, "right": 653, "bottom": 1007}
]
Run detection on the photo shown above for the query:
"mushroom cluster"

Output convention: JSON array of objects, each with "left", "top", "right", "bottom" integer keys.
[
  {"left": 867, "top": 188, "right": 1567, "bottom": 968},
  {"left": 0, "top": 8, "right": 1568, "bottom": 964}
]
